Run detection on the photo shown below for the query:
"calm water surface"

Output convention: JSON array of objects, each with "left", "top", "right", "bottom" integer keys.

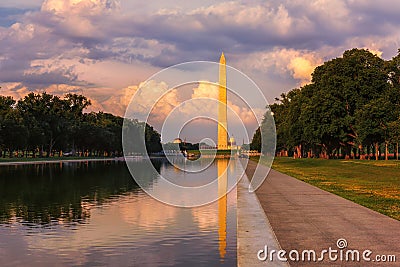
[{"left": 0, "top": 159, "right": 237, "bottom": 266}]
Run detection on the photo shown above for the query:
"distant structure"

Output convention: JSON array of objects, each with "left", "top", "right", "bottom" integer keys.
[
  {"left": 228, "top": 136, "right": 239, "bottom": 150},
  {"left": 217, "top": 52, "right": 228, "bottom": 150},
  {"left": 198, "top": 135, "right": 240, "bottom": 150},
  {"left": 172, "top": 138, "right": 182, "bottom": 144}
]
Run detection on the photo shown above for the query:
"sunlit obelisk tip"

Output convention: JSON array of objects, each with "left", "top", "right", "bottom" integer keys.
[
  {"left": 218, "top": 53, "right": 228, "bottom": 150},
  {"left": 220, "top": 52, "right": 225, "bottom": 63}
]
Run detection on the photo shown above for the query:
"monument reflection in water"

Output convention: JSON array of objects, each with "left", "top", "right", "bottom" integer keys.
[
  {"left": 0, "top": 159, "right": 237, "bottom": 266},
  {"left": 218, "top": 159, "right": 228, "bottom": 260}
]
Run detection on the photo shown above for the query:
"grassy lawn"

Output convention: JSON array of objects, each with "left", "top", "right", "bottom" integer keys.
[{"left": 266, "top": 157, "right": 400, "bottom": 221}]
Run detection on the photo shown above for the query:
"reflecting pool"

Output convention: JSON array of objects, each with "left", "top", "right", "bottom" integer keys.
[{"left": 0, "top": 159, "right": 237, "bottom": 266}]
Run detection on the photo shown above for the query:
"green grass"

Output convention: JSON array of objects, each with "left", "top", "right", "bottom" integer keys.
[{"left": 263, "top": 157, "right": 400, "bottom": 221}]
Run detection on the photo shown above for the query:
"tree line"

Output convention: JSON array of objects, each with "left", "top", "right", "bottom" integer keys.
[
  {"left": 0, "top": 92, "right": 162, "bottom": 158},
  {"left": 252, "top": 48, "right": 400, "bottom": 160}
]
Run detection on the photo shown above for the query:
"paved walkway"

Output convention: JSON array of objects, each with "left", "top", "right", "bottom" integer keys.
[{"left": 245, "top": 160, "right": 400, "bottom": 266}]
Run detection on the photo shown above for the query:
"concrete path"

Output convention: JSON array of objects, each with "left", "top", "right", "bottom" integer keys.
[{"left": 244, "top": 160, "right": 400, "bottom": 266}]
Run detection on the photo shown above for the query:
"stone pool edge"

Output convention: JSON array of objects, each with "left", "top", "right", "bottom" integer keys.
[{"left": 237, "top": 163, "right": 289, "bottom": 267}]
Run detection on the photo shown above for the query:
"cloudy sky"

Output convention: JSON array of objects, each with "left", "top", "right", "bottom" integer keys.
[{"left": 1, "top": 0, "right": 400, "bottom": 142}]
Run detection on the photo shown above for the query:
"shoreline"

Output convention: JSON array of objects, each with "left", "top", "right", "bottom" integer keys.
[
  {"left": 0, "top": 157, "right": 121, "bottom": 166},
  {"left": 0, "top": 155, "right": 243, "bottom": 166}
]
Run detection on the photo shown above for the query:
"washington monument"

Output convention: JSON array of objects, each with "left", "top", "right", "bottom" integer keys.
[{"left": 218, "top": 52, "right": 228, "bottom": 150}]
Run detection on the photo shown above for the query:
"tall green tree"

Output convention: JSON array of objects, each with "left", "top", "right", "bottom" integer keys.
[
  {"left": 250, "top": 127, "right": 261, "bottom": 152},
  {"left": 17, "top": 93, "right": 68, "bottom": 156},
  {"left": 0, "top": 96, "right": 28, "bottom": 157}
]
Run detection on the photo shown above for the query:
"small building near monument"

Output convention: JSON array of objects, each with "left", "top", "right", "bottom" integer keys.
[{"left": 173, "top": 138, "right": 182, "bottom": 144}]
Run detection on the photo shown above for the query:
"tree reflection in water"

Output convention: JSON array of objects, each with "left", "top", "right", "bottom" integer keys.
[{"left": 0, "top": 160, "right": 162, "bottom": 225}]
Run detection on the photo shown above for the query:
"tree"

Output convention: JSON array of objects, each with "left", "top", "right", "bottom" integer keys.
[
  {"left": 271, "top": 89, "right": 307, "bottom": 158},
  {"left": 17, "top": 93, "right": 69, "bottom": 156},
  {"left": 388, "top": 119, "right": 400, "bottom": 160},
  {"left": 145, "top": 124, "right": 162, "bottom": 153},
  {"left": 0, "top": 96, "right": 16, "bottom": 156},
  {"left": 63, "top": 93, "right": 91, "bottom": 153},
  {"left": 355, "top": 97, "right": 393, "bottom": 160},
  {"left": 250, "top": 127, "right": 261, "bottom": 152},
  {"left": 0, "top": 96, "right": 28, "bottom": 157}
]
